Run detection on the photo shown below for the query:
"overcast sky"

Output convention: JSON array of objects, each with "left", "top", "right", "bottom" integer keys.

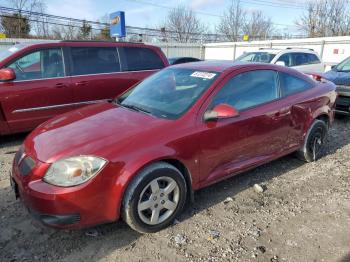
[{"left": 0, "top": 0, "right": 306, "bottom": 34}]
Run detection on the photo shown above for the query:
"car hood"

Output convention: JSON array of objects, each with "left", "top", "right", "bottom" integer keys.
[
  {"left": 25, "top": 102, "right": 171, "bottom": 163},
  {"left": 322, "top": 69, "right": 350, "bottom": 86}
]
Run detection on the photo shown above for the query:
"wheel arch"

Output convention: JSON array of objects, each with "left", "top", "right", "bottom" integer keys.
[
  {"left": 114, "top": 156, "right": 195, "bottom": 221},
  {"left": 315, "top": 113, "right": 330, "bottom": 128},
  {"left": 160, "top": 158, "right": 195, "bottom": 204}
]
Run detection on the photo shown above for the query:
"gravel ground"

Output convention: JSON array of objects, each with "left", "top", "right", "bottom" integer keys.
[{"left": 0, "top": 118, "right": 349, "bottom": 262}]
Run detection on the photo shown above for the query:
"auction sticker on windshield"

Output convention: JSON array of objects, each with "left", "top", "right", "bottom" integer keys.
[{"left": 190, "top": 71, "right": 217, "bottom": 80}]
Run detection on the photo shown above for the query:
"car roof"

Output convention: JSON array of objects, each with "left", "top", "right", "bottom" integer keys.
[
  {"left": 252, "top": 48, "right": 318, "bottom": 55},
  {"left": 253, "top": 49, "right": 282, "bottom": 54},
  {"left": 7, "top": 40, "right": 155, "bottom": 49},
  {"left": 170, "top": 60, "right": 258, "bottom": 73}
]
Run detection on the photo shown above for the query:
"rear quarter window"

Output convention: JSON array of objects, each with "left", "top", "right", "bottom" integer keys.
[
  {"left": 292, "top": 53, "right": 309, "bottom": 66},
  {"left": 279, "top": 72, "right": 313, "bottom": 96},
  {"left": 122, "top": 47, "right": 165, "bottom": 71},
  {"left": 307, "top": 53, "right": 321, "bottom": 64}
]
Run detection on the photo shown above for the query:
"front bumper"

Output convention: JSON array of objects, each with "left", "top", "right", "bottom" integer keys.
[
  {"left": 11, "top": 154, "right": 122, "bottom": 229},
  {"left": 29, "top": 208, "right": 81, "bottom": 227}
]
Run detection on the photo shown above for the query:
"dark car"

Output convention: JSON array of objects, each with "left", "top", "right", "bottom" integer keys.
[
  {"left": 0, "top": 41, "right": 168, "bottom": 135},
  {"left": 323, "top": 56, "right": 350, "bottom": 115},
  {"left": 11, "top": 62, "right": 336, "bottom": 233},
  {"left": 168, "top": 56, "right": 201, "bottom": 65}
]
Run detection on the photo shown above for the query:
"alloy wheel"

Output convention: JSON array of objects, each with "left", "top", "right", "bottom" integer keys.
[{"left": 137, "top": 176, "right": 180, "bottom": 225}]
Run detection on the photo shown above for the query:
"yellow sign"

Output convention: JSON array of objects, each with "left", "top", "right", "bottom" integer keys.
[
  {"left": 243, "top": 34, "right": 249, "bottom": 41},
  {"left": 0, "top": 33, "right": 6, "bottom": 39},
  {"left": 111, "top": 16, "right": 120, "bottom": 25}
]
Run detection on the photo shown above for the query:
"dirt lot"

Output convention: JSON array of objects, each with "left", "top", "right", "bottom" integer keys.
[{"left": 0, "top": 118, "right": 349, "bottom": 262}]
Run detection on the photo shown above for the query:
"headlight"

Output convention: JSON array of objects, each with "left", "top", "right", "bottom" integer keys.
[{"left": 43, "top": 156, "right": 107, "bottom": 187}]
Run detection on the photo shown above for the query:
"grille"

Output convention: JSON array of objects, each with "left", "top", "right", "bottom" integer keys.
[
  {"left": 40, "top": 213, "right": 81, "bottom": 226},
  {"left": 18, "top": 156, "right": 36, "bottom": 177}
]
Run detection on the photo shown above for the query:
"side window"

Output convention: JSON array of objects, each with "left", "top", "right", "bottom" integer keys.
[
  {"left": 7, "top": 48, "right": 64, "bottom": 81},
  {"left": 71, "top": 47, "right": 120, "bottom": 76},
  {"left": 276, "top": 54, "right": 292, "bottom": 67},
  {"left": 122, "top": 47, "right": 165, "bottom": 71},
  {"left": 279, "top": 72, "right": 313, "bottom": 96},
  {"left": 291, "top": 53, "right": 309, "bottom": 66},
  {"left": 307, "top": 53, "right": 321, "bottom": 64},
  {"left": 211, "top": 70, "right": 279, "bottom": 111}
]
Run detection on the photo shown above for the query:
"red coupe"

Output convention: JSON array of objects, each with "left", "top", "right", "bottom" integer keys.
[{"left": 11, "top": 62, "right": 336, "bottom": 233}]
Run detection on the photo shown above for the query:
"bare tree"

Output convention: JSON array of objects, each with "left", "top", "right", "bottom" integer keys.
[
  {"left": 63, "top": 21, "right": 79, "bottom": 40},
  {"left": 217, "top": 0, "right": 246, "bottom": 41},
  {"left": 50, "top": 21, "right": 79, "bottom": 40},
  {"left": 1, "top": 13, "right": 30, "bottom": 38},
  {"left": 79, "top": 20, "right": 92, "bottom": 40},
  {"left": 94, "top": 14, "right": 113, "bottom": 40},
  {"left": 296, "top": 0, "right": 350, "bottom": 37},
  {"left": 162, "top": 6, "right": 207, "bottom": 43},
  {"left": 31, "top": 1, "right": 50, "bottom": 38},
  {"left": 243, "top": 11, "right": 273, "bottom": 40},
  {"left": 1, "top": 0, "right": 46, "bottom": 38},
  {"left": 6, "top": 0, "right": 41, "bottom": 14},
  {"left": 51, "top": 25, "right": 63, "bottom": 39}
]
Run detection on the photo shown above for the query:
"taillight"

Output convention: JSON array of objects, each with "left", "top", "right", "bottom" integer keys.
[
  {"left": 308, "top": 74, "right": 325, "bottom": 82},
  {"left": 312, "top": 74, "right": 323, "bottom": 81}
]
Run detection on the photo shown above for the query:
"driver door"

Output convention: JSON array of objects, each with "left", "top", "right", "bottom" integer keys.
[
  {"left": 0, "top": 47, "right": 74, "bottom": 133},
  {"left": 199, "top": 69, "right": 291, "bottom": 185}
]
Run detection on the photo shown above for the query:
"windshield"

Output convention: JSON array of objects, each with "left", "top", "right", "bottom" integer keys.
[
  {"left": 0, "top": 44, "right": 27, "bottom": 62},
  {"left": 335, "top": 57, "right": 350, "bottom": 72},
  {"left": 236, "top": 52, "right": 276, "bottom": 63},
  {"left": 116, "top": 68, "right": 220, "bottom": 119}
]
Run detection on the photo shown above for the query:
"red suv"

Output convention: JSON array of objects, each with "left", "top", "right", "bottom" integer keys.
[
  {"left": 11, "top": 62, "right": 336, "bottom": 233},
  {"left": 0, "top": 41, "right": 168, "bottom": 135}
]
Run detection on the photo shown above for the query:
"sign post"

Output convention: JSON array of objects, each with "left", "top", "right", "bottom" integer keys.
[{"left": 109, "top": 11, "right": 126, "bottom": 41}]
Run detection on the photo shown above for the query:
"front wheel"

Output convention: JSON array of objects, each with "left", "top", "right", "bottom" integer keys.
[
  {"left": 297, "top": 120, "right": 328, "bottom": 162},
  {"left": 122, "top": 162, "right": 187, "bottom": 233}
]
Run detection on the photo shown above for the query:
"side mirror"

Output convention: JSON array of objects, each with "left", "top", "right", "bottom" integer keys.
[
  {"left": 275, "top": 61, "right": 286, "bottom": 66},
  {"left": 331, "top": 65, "right": 336, "bottom": 70},
  {"left": 204, "top": 103, "right": 239, "bottom": 121},
  {"left": 0, "top": 68, "right": 15, "bottom": 81}
]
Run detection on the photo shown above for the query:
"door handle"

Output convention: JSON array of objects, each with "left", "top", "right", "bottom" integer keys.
[
  {"left": 55, "top": 83, "right": 68, "bottom": 88},
  {"left": 75, "top": 81, "right": 88, "bottom": 86},
  {"left": 271, "top": 110, "right": 290, "bottom": 120}
]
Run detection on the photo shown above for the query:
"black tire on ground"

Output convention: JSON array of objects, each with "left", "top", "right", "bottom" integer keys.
[
  {"left": 122, "top": 162, "right": 187, "bottom": 233},
  {"left": 296, "top": 119, "right": 328, "bottom": 162}
]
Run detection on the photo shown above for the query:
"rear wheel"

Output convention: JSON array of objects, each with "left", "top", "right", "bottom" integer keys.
[
  {"left": 297, "top": 120, "right": 328, "bottom": 162},
  {"left": 122, "top": 162, "right": 187, "bottom": 233}
]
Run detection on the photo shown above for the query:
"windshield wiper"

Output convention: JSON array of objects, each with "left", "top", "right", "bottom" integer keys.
[{"left": 121, "top": 103, "right": 152, "bottom": 115}]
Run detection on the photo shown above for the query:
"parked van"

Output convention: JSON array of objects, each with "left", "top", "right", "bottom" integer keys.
[{"left": 0, "top": 41, "right": 168, "bottom": 135}]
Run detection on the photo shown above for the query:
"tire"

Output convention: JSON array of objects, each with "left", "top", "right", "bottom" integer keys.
[
  {"left": 122, "top": 162, "right": 187, "bottom": 233},
  {"left": 296, "top": 120, "right": 328, "bottom": 162}
]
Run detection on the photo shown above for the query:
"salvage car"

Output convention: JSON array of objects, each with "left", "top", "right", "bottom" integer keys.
[
  {"left": 0, "top": 41, "right": 168, "bottom": 135},
  {"left": 11, "top": 61, "right": 336, "bottom": 233},
  {"left": 323, "top": 56, "right": 350, "bottom": 115}
]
